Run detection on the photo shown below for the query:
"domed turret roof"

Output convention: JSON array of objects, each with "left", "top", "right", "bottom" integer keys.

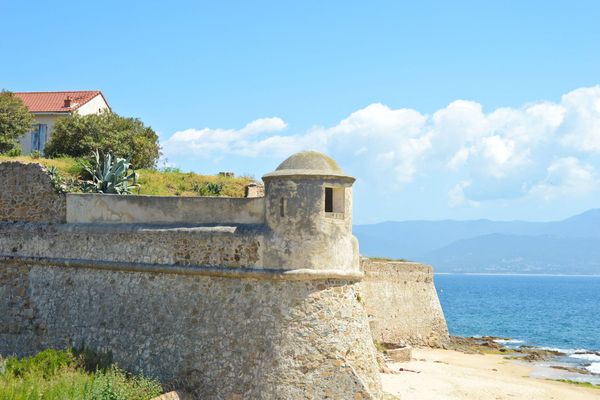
[{"left": 263, "top": 151, "right": 354, "bottom": 180}]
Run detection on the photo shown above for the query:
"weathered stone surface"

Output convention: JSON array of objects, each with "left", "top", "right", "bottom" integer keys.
[
  {"left": 0, "top": 222, "right": 264, "bottom": 269},
  {"left": 386, "top": 346, "right": 412, "bottom": 362},
  {"left": 360, "top": 258, "right": 449, "bottom": 348},
  {"left": 151, "top": 391, "right": 192, "bottom": 400},
  {"left": 244, "top": 183, "right": 264, "bottom": 198},
  {"left": 66, "top": 193, "right": 265, "bottom": 225},
  {"left": 0, "top": 162, "right": 65, "bottom": 223},
  {"left": 0, "top": 264, "right": 382, "bottom": 399}
]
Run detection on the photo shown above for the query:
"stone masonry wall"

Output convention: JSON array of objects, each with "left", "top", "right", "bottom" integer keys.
[
  {"left": 360, "top": 258, "right": 449, "bottom": 348},
  {"left": 0, "top": 262, "right": 382, "bottom": 399},
  {"left": 0, "top": 162, "right": 65, "bottom": 223},
  {"left": 0, "top": 223, "right": 264, "bottom": 269}
]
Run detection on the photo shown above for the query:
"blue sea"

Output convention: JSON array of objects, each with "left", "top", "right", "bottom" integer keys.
[{"left": 435, "top": 274, "right": 600, "bottom": 378}]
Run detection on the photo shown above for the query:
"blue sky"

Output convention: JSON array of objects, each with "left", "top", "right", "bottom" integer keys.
[{"left": 2, "top": 1, "right": 600, "bottom": 223}]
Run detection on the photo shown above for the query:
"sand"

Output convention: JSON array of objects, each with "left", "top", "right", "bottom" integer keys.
[{"left": 381, "top": 348, "right": 600, "bottom": 400}]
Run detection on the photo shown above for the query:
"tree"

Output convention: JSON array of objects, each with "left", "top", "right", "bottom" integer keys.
[
  {"left": 45, "top": 111, "right": 160, "bottom": 169},
  {"left": 0, "top": 90, "right": 35, "bottom": 153}
]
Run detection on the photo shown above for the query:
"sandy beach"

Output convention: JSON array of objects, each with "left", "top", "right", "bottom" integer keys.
[{"left": 381, "top": 348, "right": 600, "bottom": 400}]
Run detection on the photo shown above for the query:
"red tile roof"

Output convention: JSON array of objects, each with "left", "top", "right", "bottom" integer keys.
[{"left": 13, "top": 91, "right": 108, "bottom": 113}]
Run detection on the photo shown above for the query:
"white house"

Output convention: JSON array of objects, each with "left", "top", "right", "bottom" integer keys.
[{"left": 14, "top": 91, "right": 111, "bottom": 154}]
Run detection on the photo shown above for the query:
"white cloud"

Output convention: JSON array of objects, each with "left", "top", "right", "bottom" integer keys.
[
  {"left": 448, "top": 180, "right": 480, "bottom": 208},
  {"left": 162, "top": 85, "right": 600, "bottom": 204},
  {"left": 240, "top": 117, "right": 288, "bottom": 135},
  {"left": 559, "top": 86, "right": 600, "bottom": 152},
  {"left": 529, "top": 157, "right": 600, "bottom": 200},
  {"left": 163, "top": 117, "right": 289, "bottom": 157},
  {"left": 447, "top": 147, "right": 470, "bottom": 169}
]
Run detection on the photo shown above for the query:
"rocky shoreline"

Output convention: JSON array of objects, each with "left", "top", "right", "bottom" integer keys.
[{"left": 447, "top": 336, "right": 600, "bottom": 384}]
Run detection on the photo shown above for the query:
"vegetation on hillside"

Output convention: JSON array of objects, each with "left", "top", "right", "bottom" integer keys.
[
  {"left": 0, "top": 348, "right": 162, "bottom": 400},
  {"left": 0, "top": 154, "right": 254, "bottom": 197},
  {"left": 45, "top": 111, "right": 161, "bottom": 169},
  {"left": 79, "top": 151, "right": 139, "bottom": 194},
  {"left": 0, "top": 91, "right": 35, "bottom": 154}
]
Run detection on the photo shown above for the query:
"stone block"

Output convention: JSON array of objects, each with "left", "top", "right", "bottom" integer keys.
[{"left": 386, "top": 346, "right": 412, "bottom": 362}]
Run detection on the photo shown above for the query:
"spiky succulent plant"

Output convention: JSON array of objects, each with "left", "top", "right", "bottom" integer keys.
[{"left": 80, "top": 150, "right": 139, "bottom": 194}]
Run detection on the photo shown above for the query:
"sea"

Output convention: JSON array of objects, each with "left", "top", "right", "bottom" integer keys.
[{"left": 435, "top": 274, "right": 600, "bottom": 382}]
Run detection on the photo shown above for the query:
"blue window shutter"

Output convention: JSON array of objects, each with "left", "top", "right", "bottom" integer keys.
[
  {"left": 39, "top": 124, "right": 47, "bottom": 154},
  {"left": 31, "top": 124, "right": 40, "bottom": 152}
]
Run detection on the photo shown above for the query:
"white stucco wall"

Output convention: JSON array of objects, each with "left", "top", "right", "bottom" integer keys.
[
  {"left": 19, "top": 114, "right": 64, "bottom": 155},
  {"left": 76, "top": 94, "right": 109, "bottom": 115}
]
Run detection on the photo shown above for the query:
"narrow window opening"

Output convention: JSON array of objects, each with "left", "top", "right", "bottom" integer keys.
[
  {"left": 324, "top": 187, "right": 345, "bottom": 215},
  {"left": 280, "top": 197, "right": 285, "bottom": 217},
  {"left": 325, "top": 188, "right": 333, "bottom": 212}
]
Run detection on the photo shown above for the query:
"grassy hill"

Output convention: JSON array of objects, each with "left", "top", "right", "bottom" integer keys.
[{"left": 0, "top": 155, "right": 255, "bottom": 197}]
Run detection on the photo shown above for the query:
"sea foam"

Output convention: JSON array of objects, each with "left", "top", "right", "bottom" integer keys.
[
  {"left": 571, "top": 353, "right": 600, "bottom": 362},
  {"left": 494, "top": 339, "right": 524, "bottom": 344},
  {"left": 587, "top": 362, "right": 600, "bottom": 374}
]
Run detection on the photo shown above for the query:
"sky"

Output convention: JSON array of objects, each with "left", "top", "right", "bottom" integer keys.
[{"left": 2, "top": 1, "right": 600, "bottom": 224}]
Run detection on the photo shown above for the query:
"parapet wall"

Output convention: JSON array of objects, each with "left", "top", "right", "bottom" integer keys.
[
  {"left": 66, "top": 193, "right": 265, "bottom": 225},
  {"left": 0, "top": 162, "right": 65, "bottom": 223},
  {"left": 360, "top": 258, "right": 449, "bottom": 348}
]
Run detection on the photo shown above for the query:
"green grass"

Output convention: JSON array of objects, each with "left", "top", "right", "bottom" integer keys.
[
  {"left": 553, "top": 379, "right": 600, "bottom": 390},
  {"left": 0, "top": 349, "right": 163, "bottom": 400},
  {"left": 0, "top": 155, "right": 254, "bottom": 197}
]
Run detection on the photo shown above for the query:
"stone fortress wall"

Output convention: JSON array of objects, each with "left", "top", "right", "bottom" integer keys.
[
  {"left": 0, "top": 162, "right": 66, "bottom": 222},
  {"left": 0, "top": 154, "right": 449, "bottom": 399},
  {"left": 360, "top": 258, "right": 449, "bottom": 348}
]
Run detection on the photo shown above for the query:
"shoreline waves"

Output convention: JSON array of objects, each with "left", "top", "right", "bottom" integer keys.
[
  {"left": 381, "top": 347, "right": 600, "bottom": 400},
  {"left": 452, "top": 336, "right": 600, "bottom": 385}
]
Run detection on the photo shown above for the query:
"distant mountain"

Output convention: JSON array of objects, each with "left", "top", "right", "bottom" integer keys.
[{"left": 354, "top": 209, "right": 600, "bottom": 275}]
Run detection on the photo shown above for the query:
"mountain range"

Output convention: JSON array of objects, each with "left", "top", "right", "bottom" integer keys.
[{"left": 354, "top": 209, "right": 600, "bottom": 275}]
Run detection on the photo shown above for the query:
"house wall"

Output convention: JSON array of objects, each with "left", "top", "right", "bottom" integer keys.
[
  {"left": 76, "top": 94, "right": 110, "bottom": 115},
  {"left": 360, "top": 258, "right": 449, "bottom": 348},
  {"left": 18, "top": 114, "right": 64, "bottom": 155}
]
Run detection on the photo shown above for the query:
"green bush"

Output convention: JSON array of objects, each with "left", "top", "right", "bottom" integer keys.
[
  {"left": 2, "top": 145, "right": 22, "bottom": 157},
  {"left": 45, "top": 111, "right": 160, "bottom": 169},
  {"left": 0, "top": 91, "right": 35, "bottom": 154},
  {"left": 0, "top": 349, "right": 163, "bottom": 400},
  {"left": 192, "top": 181, "right": 224, "bottom": 196},
  {"left": 4, "top": 348, "right": 76, "bottom": 379}
]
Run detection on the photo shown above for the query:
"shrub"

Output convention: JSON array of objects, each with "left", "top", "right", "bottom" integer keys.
[
  {"left": 0, "top": 90, "right": 35, "bottom": 154},
  {"left": 45, "top": 111, "right": 160, "bottom": 169},
  {"left": 4, "top": 348, "right": 76, "bottom": 379},
  {"left": 0, "top": 349, "right": 163, "bottom": 400},
  {"left": 193, "top": 181, "right": 224, "bottom": 196},
  {"left": 3, "top": 145, "right": 22, "bottom": 157}
]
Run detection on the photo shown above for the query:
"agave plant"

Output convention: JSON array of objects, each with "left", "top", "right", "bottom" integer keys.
[{"left": 80, "top": 150, "right": 139, "bottom": 194}]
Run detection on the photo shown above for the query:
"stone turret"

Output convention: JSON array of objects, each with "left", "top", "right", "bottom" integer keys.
[{"left": 262, "top": 151, "right": 360, "bottom": 271}]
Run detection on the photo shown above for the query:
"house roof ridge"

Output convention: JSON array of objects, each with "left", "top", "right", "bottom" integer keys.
[
  {"left": 12, "top": 90, "right": 101, "bottom": 94},
  {"left": 12, "top": 90, "right": 109, "bottom": 113}
]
